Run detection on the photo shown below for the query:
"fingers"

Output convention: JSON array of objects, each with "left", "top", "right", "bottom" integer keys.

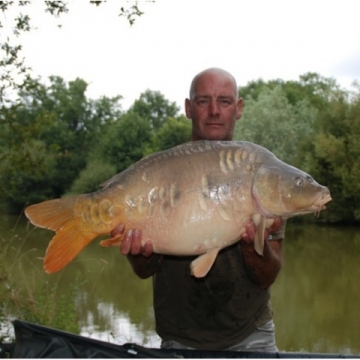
[
  {"left": 240, "top": 220, "right": 256, "bottom": 245},
  {"left": 120, "top": 229, "right": 133, "bottom": 255},
  {"left": 142, "top": 241, "right": 154, "bottom": 257},
  {"left": 119, "top": 228, "right": 153, "bottom": 257},
  {"left": 240, "top": 217, "right": 282, "bottom": 244},
  {"left": 129, "top": 229, "right": 142, "bottom": 255}
]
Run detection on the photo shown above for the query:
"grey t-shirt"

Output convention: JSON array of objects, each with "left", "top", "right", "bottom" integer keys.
[{"left": 153, "top": 219, "right": 286, "bottom": 350}]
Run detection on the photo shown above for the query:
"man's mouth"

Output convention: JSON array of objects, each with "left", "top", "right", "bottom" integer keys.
[{"left": 206, "top": 123, "right": 223, "bottom": 127}]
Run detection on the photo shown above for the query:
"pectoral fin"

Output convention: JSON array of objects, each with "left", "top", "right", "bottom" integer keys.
[
  {"left": 252, "top": 214, "right": 267, "bottom": 256},
  {"left": 190, "top": 249, "right": 220, "bottom": 278},
  {"left": 100, "top": 233, "right": 124, "bottom": 247}
]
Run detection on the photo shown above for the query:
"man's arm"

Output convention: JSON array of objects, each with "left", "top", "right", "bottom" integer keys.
[
  {"left": 111, "top": 225, "right": 163, "bottom": 279},
  {"left": 239, "top": 217, "right": 284, "bottom": 290}
]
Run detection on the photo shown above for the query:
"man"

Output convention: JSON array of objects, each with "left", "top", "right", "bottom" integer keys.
[{"left": 112, "top": 68, "right": 284, "bottom": 352}]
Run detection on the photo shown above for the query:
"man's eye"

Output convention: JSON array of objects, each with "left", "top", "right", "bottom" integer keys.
[
  {"left": 198, "top": 99, "right": 208, "bottom": 105},
  {"left": 220, "top": 100, "right": 230, "bottom": 105}
]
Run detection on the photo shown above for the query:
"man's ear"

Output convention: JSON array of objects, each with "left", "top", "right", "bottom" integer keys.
[
  {"left": 236, "top": 97, "right": 244, "bottom": 119},
  {"left": 185, "top": 98, "right": 192, "bottom": 119}
]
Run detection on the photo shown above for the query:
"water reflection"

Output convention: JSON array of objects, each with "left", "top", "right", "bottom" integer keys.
[
  {"left": 272, "top": 223, "right": 360, "bottom": 354},
  {"left": 80, "top": 303, "right": 159, "bottom": 347},
  {"left": 1, "top": 214, "right": 360, "bottom": 354}
]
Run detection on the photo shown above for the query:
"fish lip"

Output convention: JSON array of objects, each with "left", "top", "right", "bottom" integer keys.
[
  {"left": 312, "top": 193, "right": 332, "bottom": 216},
  {"left": 311, "top": 192, "right": 332, "bottom": 209}
]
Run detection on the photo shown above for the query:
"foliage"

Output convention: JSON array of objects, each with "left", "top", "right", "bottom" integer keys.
[
  {"left": 0, "top": 76, "right": 123, "bottom": 211},
  {"left": 0, "top": 104, "right": 57, "bottom": 205},
  {"left": 235, "top": 85, "right": 317, "bottom": 167},
  {"left": 301, "top": 84, "right": 360, "bottom": 223},
  {"left": 152, "top": 115, "right": 191, "bottom": 152},
  {"left": 0, "top": 259, "right": 11, "bottom": 343},
  {"left": 239, "top": 72, "right": 341, "bottom": 110},
  {"left": 0, "top": 230, "right": 81, "bottom": 341},
  {"left": 0, "top": 1, "right": 152, "bottom": 210},
  {"left": 8, "top": 278, "right": 80, "bottom": 335},
  {"left": 65, "top": 94, "right": 186, "bottom": 194},
  {"left": 67, "top": 161, "right": 117, "bottom": 195},
  {"left": 129, "top": 89, "right": 180, "bottom": 131},
  {"left": 96, "top": 111, "right": 153, "bottom": 173}
]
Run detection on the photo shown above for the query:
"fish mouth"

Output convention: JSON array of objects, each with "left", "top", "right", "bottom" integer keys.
[
  {"left": 253, "top": 187, "right": 332, "bottom": 218},
  {"left": 313, "top": 193, "right": 332, "bottom": 217},
  {"left": 302, "top": 191, "right": 332, "bottom": 217}
]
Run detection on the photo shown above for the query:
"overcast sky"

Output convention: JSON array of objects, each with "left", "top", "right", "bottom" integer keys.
[{"left": 3, "top": 0, "right": 360, "bottom": 111}]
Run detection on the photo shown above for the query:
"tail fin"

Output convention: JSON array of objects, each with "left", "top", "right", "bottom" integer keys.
[{"left": 25, "top": 197, "right": 98, "bottom": 273}]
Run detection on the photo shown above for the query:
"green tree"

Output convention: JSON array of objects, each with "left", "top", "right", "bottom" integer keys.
[
  {"left": 0, "top": 1, "right": 152, "bottom": 210},
  {"left": 0, "top": 76, "right": 123, "bottom": 211},
  {"left": 67, "top": 161, "right": 117, "bottom": 195},
  {"left": 68, "top": 95, "right": 185, "bottom": 195},
  {"left": 129, "top": 89, "right": 180, "bottom": 131},
  {"left": 239, "top": 72, "right": 342, "bottom": 110},
  {"left": 0, "top": 100, "right": 58, "bottom": 211},
  {"left": 235, "top": 85, "right": 317, "bottom": 167},
  {"left": 99, "top": 111, "right": 153, "bottom": 172},
  {"left": 302, "top": 84, "right": 360, "bottom": 223},
  {"left": 72, "top": 111, "right": 153, "bottom": 194},
  {"left": 152, "top": 115, "right": 191, "bottom": 152},
  {"left": 239, "top": 78, "right": 271, "bottom": 101}
]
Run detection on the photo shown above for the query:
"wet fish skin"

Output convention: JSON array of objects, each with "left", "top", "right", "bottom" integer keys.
[{"left": 24, "top": 140, "right": 331, "bottom": 277}]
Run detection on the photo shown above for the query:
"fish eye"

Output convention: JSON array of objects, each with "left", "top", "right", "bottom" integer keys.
[{"left": 295, "top": 177, "right": 303, "bottom": 187}]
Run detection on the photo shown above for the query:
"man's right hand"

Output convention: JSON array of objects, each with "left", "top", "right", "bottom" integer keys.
[
  {"left": 111, "top": 224, "right": 154, "bottom": 257},
  {"left": 111, "top": 224, "right": 161, "bottom": 279}
]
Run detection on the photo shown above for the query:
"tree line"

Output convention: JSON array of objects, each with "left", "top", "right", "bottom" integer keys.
[{"left": 1, "top": 72, "right": 359, "bottom": 224}]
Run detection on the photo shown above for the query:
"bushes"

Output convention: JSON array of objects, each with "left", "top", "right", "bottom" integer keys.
[{"left": 0, "top": 229, "right": 81, "bottom": 341}]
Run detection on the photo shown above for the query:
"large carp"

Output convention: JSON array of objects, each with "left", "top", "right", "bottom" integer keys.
[{"left": 25, "top": 140, "right": 331, "bottom": 277}]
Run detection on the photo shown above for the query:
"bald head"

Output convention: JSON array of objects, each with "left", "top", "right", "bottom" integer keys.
[
  {"left": 185, "top": 67, "right": 243, "bottom": 141},
  {"left": 189, "top": 68, "right": 238, "bottom": 100}
]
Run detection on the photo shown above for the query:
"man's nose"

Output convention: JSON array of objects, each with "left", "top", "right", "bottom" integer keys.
[{"left": 209, "top": 100, "right": 220, "bottom": 116}]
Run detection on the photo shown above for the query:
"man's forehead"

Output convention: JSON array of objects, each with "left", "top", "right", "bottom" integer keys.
[
  {"left": 193, "top": 83, "right": 237, "bottom": 98},
  {"left": 194, "top": 75, "right": 236, "bottom": 94},
  {"left": 194, "top": 93, "right": 236, "bottom": 99}
]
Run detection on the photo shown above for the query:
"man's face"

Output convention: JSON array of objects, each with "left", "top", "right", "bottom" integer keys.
[{"left": 185, "top": 71, "right": 243, "bottom": 141}]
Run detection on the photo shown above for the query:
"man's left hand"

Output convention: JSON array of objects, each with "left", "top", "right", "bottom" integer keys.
[{"left": 240, "top": 217, "right": 282, "bottom": 245}]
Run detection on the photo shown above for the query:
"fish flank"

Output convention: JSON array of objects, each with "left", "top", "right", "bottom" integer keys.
[
  {"left": 170, "top": 183, "right": 180, "bottom": 208},
  {"left": 249, "top": 152, "right": 256, "bottom": 163},
  {"left": 226, "top": 150, "right": 234, "bottom": 170},
  {"left": 218, "top": 204, "right": 231, "bottom": 221},
  {"left": 234, "top": 149, "right": 243, "bottom": 166},
  {"left": 198, "top": 192, "right": 208, "bottom": 211},
  {"left": 148, "top": 187, "right": 159, "bottom": 203},
  {"left": 219, "top": 150, "right": 228, "bottom": 173},
  {"left": 201, "top": 176, "right": 210, "bottom": 197}
]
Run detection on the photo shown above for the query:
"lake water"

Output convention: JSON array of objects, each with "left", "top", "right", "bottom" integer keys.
[{"left": 1, "top": 214, "right": 360, "bottom": 355}]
